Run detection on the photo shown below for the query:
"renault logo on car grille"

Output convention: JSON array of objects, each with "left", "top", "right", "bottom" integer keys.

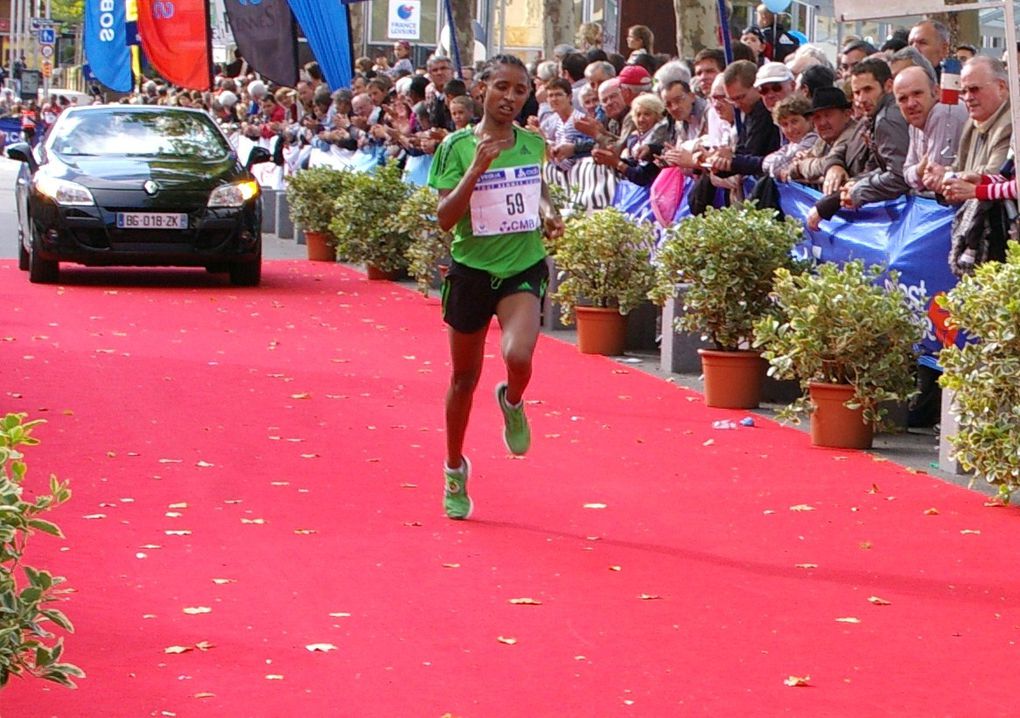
[{"left": 143, "top": 180, "right": 159, "bottom": 196}]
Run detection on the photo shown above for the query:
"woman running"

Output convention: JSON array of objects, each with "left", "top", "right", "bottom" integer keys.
[{"left": 427, "top": 54, "right": 564, "bottom": 520}]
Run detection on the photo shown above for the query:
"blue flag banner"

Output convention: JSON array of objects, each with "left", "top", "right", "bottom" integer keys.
[
  {"left": 0, "top": 117, "right": 23, "bottom": 147},
  {"left": 286, "top": 0, "right": 353, "bottom": 91},
  {"left": 84, "top": 0, "right": 133, "bottom": 92}
]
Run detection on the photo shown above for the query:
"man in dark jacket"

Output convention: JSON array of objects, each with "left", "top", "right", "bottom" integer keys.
[
  {"left": 807, "top": 57, "right": 910, "bottom": 230},
  {"left": 705, "top": 60, "right": 782, "bottom": 177}
]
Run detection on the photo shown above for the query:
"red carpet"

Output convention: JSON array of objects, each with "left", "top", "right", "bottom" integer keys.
[{"left": 0, "top": 260, "right": 1018, "bottom": 718}]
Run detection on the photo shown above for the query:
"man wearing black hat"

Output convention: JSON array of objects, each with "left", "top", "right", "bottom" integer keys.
[{"left": 779, "top": 86, "right": 856, "bottom": 186}]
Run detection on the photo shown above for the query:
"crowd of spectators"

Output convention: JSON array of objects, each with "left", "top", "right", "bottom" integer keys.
[{"left": 7, "top": 8, "right": 1017, "bottom": 278}]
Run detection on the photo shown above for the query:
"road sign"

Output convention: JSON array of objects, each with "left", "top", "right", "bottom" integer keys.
[
  {"left": 30, "top": 17, "right": 56, "bottom": 32},
  {"left": 41, "top": 60, "right": 52, "bottom": 79},
  {"left": 38, "top": 27, "right": 55, "bottom": 45},
  {"left": 39, "top": 44, "right": 53, "bottom": 59}
]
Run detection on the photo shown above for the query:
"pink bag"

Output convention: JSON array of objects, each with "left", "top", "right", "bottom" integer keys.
[{"left": 650, "top": 167, "right": 689, "bottom": 227}]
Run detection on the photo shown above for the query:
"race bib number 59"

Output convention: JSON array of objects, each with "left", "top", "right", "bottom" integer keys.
[{"left": 469, "top": 164, "right": 542, "bottom": 237}]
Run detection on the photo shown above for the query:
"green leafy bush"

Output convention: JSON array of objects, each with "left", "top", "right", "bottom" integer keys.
[
  {"left": 650, "top": 204, "right": 805, "bottom": 351},
  {"left": 285, "top": 166, "right": 350, "bottom": 235},
  {"left": 0, "top": 414, "right": 82, "bottom": 688},
  {"left": 754, "top": 260, "right": 924, "bottom": 425},
  {"left": 551, "top": 207, "right": 657, "bottom": 325},
  {"left": 397, "top": 187, "right": 452, "bottom": 297},
  {"left": 329, "top": 161, "right": 415, "bottom": 272},
  {"left": 938, "top": 242, "right": 1020, "bottom": 499}
]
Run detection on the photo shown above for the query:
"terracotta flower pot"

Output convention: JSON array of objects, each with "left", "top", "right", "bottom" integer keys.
[
  {"left": 809, "top": 381, "right": 874, "bottom": 449},
  {"left": 575, "top": 306, "right": 627, "bottom": 355},
  {"left": 304, "top": 230, "right": 335, "bottom": 262},
  {"left": 697, "top": 348, "right": 766, "bottom": 409},
  {"left": 366, "top": 264, "right": 400, "bottom": 281}
]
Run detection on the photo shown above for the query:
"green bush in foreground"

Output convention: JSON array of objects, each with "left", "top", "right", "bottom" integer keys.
[
  {"left": 938, "top": 242, "right": 1020, "bottom": 500},
  {"left": 0, "top": 413, "right": 82, "bottom": 688}
]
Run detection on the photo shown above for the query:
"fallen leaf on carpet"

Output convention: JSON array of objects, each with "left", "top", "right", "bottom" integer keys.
[
  {"left": 763, "top": 510, "right": 776, "bottom": 515},
  {"left": 784, "top": 675, "right": 811, "bottom": 687},
  {"left": 159, "top": 458, "right": 183, "bottom": 464},
  {"left": 136, "top": 553, "right": 147, "bottom": 559},
  {"left": 241, "top": 518, "right": 266, "bottom": 525},
  {"left": 224, "top": 499, "right": 242, "bottom": 504},
  {"left": 164, "top": 646, "right": 192, "bottom": 654},
  {"left": 195, "top": 642, "right": 214, "bottom": 651},
  {"left": 984, "top": 500, "right": 1006, "bottom": 508},
  {"left": 305, "top": 643, "right": 338, "bottom": 652},
  {"left": 960, "top": 529, "right": 981, "bottom": 535},
  {"left": 702, "top": 439, "right": 715, "bottom": 446},
  {"left": 442, "top": 563, "right": 460, "bottom": 569},
  {"left": 871, "top": 456, "right": 888, "bottom": 462},
  {"left": 835, "top": 617, "right": 861, "bottom": 624},
  {"left": 400, "top": 483, "right": 417, "bottom": 488},
  {"left": 868, "top": 596, "right": 891, "bottom": 606},
  {"left": 609, "top": 566, "right": 622, "bottom": 572},
  {"left": 194, "top": 693, "right": 215, "bottom": 700},
  {"left": 859, "top": 542, "right": 872, "bottom": 550},
  {"left": 83, "top": 514, "right": 107, "bottom": 520},
  {"left": 509, "top": 598, "right": 542, "bottom": 605},
  {"left": 211, "top": 578, "right": 235, "bottom": 585},
  {"left": 574, "top": 655, "right": 587, "bottom": 661},
  {"left": 867, "top": 484, "right": 881, "bottom": 494},
  {"left": 789, "top": 504, "right": 815, "bottom": 512},
  {"left": 290, "top": 393, "right": 311, "bottom": 399},
  {"left": 165, "top": 530, "right": 191, "bottom": 536},
  {"left": 639, "top": 594, "right": 662, "bottom": 601},
  {"left": 795, "top": 563, "right": 818, "bottom": 569},
  {"left": 583, "top": 503, "right": 607, "bottom": 509},
  {"left": 328, "top": 612, "right": 352, "bottom": 618},
  {"left": 165, "top": 512, "right": 182, "bottom": 518},
  {"left": 924, "top": 507, "right": 940, "bottom": 515},
  {"left": 300, "top": 454, "right": 319, "bottom": 459},
  {"left": 183, "top": 607, "right": 212, "bottom": 615},
  {"left": 294, "top": 529, "right": 317, "bottom": 535},
  {"left": 169, "top": 502, "right": 188, "bottom": 509},
  {"left": 497, "top": 636, "right": 517, "bottom": 645},
  {"left": 270, "top": 481, "right": 290, "bottom": 486},
  {"left": 543, "top": 433, "right": 561, "bottom": 439},
  {"left": 265, "top": 674, "right": 284, "bottom": 680},
  {"left": 196, "top": 461, "right": 214, "bottom": 468},
  {"left": 403, "top": 521, "right": 422, "bottom": 527}
]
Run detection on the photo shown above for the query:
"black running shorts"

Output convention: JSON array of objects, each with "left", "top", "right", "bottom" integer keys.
[{"left": 441, "top": 258, "right": 549, "bottom": 334}]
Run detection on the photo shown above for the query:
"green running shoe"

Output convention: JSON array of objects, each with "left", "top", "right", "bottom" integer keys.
[
  {"left": 444, "top": 457, "right": 473, "bottom": 520},
  {"left": 495, "top": 382, "right": 531, "bottom": 455}
]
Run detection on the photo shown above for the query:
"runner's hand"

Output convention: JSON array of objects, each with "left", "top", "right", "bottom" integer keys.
[
  {"left": 470, "top": 136, "right": 512, "bottom": 174},
  {"left": 544, "top": 215, "right": 565, "bottom": 239}
]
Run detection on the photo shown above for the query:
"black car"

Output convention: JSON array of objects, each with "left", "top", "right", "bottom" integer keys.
[{"left": 7, "top": 105, "right": 270, "bottom": 285}]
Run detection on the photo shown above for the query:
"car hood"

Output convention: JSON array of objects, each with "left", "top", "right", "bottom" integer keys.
[{"left": 54, "top": 155, "right": 241, "bottom": 191}]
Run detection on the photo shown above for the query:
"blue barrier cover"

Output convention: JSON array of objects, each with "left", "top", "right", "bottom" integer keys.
[{"left": 0, "top": 117, "right": 23, "bottom": 147}]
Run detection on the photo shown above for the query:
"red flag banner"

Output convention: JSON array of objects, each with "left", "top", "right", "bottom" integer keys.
[{"left": 137, "top": 0, "right": 212, "bottom": 90}]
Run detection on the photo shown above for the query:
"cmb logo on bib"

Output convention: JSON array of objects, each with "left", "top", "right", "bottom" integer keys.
[{"left": 498, "top": 218, "right": 539, "bottom": 233}]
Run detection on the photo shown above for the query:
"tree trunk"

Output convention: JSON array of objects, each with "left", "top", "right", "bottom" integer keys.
[
  {"left": 543, "top": 0, "right": 575, "bottom": 59},
  {"left": 674, "top": 0, "right": 724, "bottom": 59},
  {"left": 449, "top": 0, "right": 475, "bottom": 69}
]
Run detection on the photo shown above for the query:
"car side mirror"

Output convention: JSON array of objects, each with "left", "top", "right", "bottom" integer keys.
[
  {"left": 6, "top": 142, "right": 38, "bottom": 172},
  {"left": 246, "top": 147, "right": 272, "bottom": 170}
]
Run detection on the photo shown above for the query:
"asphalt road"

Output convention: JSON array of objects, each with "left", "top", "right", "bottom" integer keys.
[{"left": 0, "top": 157, "right": 21, "bottom": 260}]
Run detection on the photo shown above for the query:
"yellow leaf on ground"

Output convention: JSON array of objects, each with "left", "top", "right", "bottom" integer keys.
[
  {"left": 164, "top": 646, "right": 192, "bottom": 654},
  {"left": 784, "top": 675, "right": 811, "bottom": 687},
  {"left": 924, "top": 507, "right": 940, "bottom": 515},
  {"left": 961, "top": 529, "right": 981, "bottom": 535},
  {"left": 639, "top": 594, "right": 662, "bottom": 601},
  {"left": 795, "top": 563, "right": 818, "bottom": 569},
  {"left": 868, "top": 596, "right": 891, "bottom": 606},
  {"left": 497, "top": 636, "right": 517, "bottom": 645},
  {"left": 211, "top": 578, "right": 235, "bottom": 585},
  {"left": 194, "top": 692, "right": 215, "bottom": 699},
  {"left": 195, "top": 641, "right": 215, "bottom": 651},
  {"left": 835, "top": 617, "right": 861, "bottom": 624},
  {"left": 442, "top": 563, "right": 460, "bottom": 569},
  {"left": 265, "top": 674, "right": 285, "bottom": 680},
  {"left": 241, "top": 518, "right": 266, "bottom": 525},
  {"left": 789, "top": 504, "right": 815, "bottom": 512},
  {"left": 509, "top": 598, "right": 542, "bottom": 605},
  {"left": 183, "top": 607, "right": 212, "bottom": 615},
  {"left": 583, "top": 503, "right": 607, "bottom": 509},
  {"left": 305, "top": 643, "right": 338, "bottom": 652}
]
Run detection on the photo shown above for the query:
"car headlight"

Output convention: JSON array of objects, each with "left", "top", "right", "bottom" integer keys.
[
  {"left": 207, "top": 180, "right": 260, "bottom": 208},
  {"left": 34, "top": 175, "right": 95, "bottom": 206}
]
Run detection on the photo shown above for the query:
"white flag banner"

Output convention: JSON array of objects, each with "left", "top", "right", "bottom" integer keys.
[{"left": 388, "top": 0, "right": 421, "bottom": 40}]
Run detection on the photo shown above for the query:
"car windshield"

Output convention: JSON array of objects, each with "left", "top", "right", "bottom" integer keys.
[{"left": 51, "top": 110, "right": 232, "bottom": 161}]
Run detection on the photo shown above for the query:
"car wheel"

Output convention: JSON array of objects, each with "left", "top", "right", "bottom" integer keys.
[
  {"left": 18, "top": 230, "right": 29, "bottom": 271},
  {"left": 28, "top": 232, "right": 59, "bottom": 284},
  {"left": 229, "top": 259, "right": 261, "bottom": 287}
]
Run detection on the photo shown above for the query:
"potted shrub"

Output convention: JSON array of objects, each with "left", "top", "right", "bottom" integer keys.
[
  {"left": 754, "top": 260, "right": 924, "bottom": 449},
  {"left": 650, "top": 203, "right": 804, "bottom": 408},
  {"left": 937, "top": 243, "right": 1020, "bottom": 500},
  {"left": 329, "top": 161, "right": 414, "bottom": 279},
  {"left": 397, "top": 186, "right": 452, "bottom": 297},
  {"left": 285, "top": 166, "right": 348, "bottom": 261},
  {"left": 551, "top": 207, "right": 657, "bottom": 355}
]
